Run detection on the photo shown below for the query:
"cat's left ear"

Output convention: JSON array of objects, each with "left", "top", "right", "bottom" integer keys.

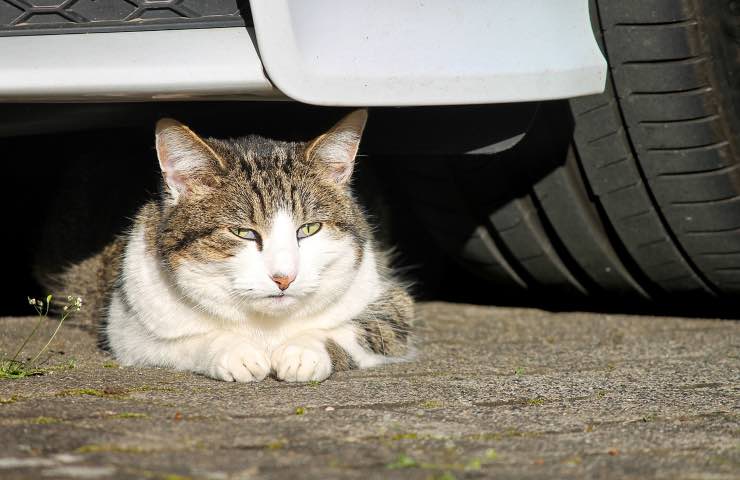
[{"left": 306, "top": 109, "right": 368, "bottom": 184}]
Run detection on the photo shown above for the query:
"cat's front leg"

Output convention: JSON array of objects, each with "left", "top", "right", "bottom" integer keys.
[
  {"left": 110, "top": 319, "right": 270, "bottom": 382},
  {"left": 271, "top": 334, "right": 333, "bottom": 382},
  {"left": 204, "top": 334, "right": 271, "bottom": 382}
]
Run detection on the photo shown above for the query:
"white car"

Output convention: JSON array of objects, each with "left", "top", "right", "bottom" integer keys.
[{"left": 2, "top": 0, "right": 738, "bottom": 303}]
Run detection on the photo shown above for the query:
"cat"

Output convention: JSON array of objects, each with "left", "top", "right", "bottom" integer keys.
[{"left": 47, "top": 109, "right": 414, "bottom": 382}]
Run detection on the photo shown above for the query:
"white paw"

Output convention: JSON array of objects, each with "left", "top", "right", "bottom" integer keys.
[
  {"left": 271, "top": 341, "right": 332, "bottom": 382},
  {"left": 208, "top": 341, "right": 270, "bottom": 382}
]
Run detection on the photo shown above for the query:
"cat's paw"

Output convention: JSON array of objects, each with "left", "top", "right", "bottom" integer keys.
[
  {"left": 209, "top": 340, "right": 270, "bottom": 382},
  {"left": 271, "top": 340, "right": 332, "bottom": 382}
]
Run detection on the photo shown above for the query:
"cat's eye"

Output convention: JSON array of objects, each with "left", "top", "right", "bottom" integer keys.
[
  {"left": 297, "top": 222, "right": 322, "bottom": 239},
  {"left": 229, "top": 227, "right": 259, "bottom": 241}
]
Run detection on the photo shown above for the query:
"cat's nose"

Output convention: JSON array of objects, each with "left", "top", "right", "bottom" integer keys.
[{"left": 272, "top": 273, "right": 295, "bottom": 291}]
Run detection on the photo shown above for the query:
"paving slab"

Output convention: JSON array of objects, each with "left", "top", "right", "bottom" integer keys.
[{"left": 0, "top": 302, "right": 738, "bottom": 480}]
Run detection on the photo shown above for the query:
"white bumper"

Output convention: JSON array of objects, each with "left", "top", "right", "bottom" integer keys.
[
  {"left": 250, "top": 0, "right": 607, "bottom": 106},
  {"left": 0, "top": 0, "right": 606, "bottom": 105},
  {"left": 0, "top": 28, "right": 278, "bottom": 102}
]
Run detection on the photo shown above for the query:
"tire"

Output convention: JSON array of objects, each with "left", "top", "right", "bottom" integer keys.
[{"left": 395, "top": 0, "right": 740, "bottom": 301}]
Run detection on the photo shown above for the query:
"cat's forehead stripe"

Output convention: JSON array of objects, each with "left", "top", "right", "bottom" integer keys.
[
  {"left": 252, "top": 181, "right": 268, "bottom": 222},
  {"left": 231, "top": 147, "right": 312, "bottom": 226}
]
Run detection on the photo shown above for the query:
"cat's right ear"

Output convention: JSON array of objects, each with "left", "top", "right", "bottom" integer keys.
[
  {"left": 306, "top": 109, "right": 368, "bottom": 185},
  {"left": 155, "top": 118, "right": 225, "bottom": 204}
]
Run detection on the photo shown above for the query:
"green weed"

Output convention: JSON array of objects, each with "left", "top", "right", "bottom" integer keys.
[
  {"left": 386, "top": 453, "right": 418, "bottom": 469},
  {"left": 0, "top": 295, "right": 82, "bottom": 380}
]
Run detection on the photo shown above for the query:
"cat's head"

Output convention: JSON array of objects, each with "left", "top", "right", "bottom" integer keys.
[{"left": 151, "top": 110, "right": 371, "bottom": 320}]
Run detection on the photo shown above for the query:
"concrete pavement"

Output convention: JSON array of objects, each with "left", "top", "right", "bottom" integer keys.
[{"left": 0, "top": 302, "right": 737, "bottom": 479}]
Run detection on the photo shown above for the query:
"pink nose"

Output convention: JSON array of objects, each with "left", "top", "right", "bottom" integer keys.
[{"left": 272, "top": 274, "right": 295, "bottom": 291}]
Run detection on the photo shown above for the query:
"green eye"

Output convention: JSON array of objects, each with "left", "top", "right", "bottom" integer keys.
[
  {"left": 297, "top": 222, "right": 322, "bottom": 239},
  {"left": 229, "top": 227, "right": 259, "bottom": 241}
]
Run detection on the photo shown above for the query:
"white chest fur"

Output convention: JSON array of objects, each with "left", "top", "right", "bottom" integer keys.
[{"left": 106, "top": 221, "right": 384, "bottom": 371}]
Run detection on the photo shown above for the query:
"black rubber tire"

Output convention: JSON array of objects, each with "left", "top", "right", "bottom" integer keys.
[{"left": 395, "top": 0, "right": 740, "bottom": 300}]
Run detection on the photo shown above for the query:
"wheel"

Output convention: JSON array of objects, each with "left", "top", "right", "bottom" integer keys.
[{"left": 395, "top": 0, "right": 740, "bottom": 301}]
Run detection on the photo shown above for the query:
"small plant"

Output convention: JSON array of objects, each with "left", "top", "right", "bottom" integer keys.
[
  {"left": 0, "top": 295, "right": 82, "bottom": 379},
  {"left": 484, "top": 449, "right": 498, "bottom": 460},
  {"left": 420, "top": 400, "right": 443, "bottom": 409},
  {"left": 386, "top": 453, "right": 418, "bottom": 469}
]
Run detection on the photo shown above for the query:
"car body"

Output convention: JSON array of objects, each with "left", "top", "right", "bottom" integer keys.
[
  {"left": 4, "top": 0, "right": 739, "bottom": 305},
  {"left": 0, "top": 0, "right": 606, "bottom": 105}
]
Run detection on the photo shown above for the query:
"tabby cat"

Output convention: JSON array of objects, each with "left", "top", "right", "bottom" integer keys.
[{"left": 50, "top": 110, "right": 414, "bottom": 382}]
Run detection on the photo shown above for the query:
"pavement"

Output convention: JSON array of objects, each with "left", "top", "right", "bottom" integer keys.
[{"left": 0, "top": 302, "right": 738, "bottom": 480}]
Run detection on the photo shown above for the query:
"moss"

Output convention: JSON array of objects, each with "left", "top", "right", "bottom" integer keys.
[
  {"left": 386, "top": 454, "right": 418, "bottom": 469},
  {"left": 103, "top": 361, "right": 119, "bottom": 369},
  {"left": 0, "top": 395, "right": 19, "bottom": 404},
  {"left": 128, "top": 385, "right": 174, "bottom": 393},
  {"left": 122, "top": 469, "right": 194, "bottom": 480},
  {"left": 55, "top": 385, "right": 168, "bottom": 399},
  {"left": 56, "top": 388, "right": 111, "bottom": 398},
  {"left": 709, "top": 455, "right": 740, "bottom": 466},
  {"left": 75, "top": 444, "right": 152, "bottom": 454},
  {"left": 266, "top": 440, "right": 285, "bottom": 450},
  {"left": 420, "top": 400, "right": 443, "bottom": 409},
  {"left": 467, "top": 429, "right": 540, "bottom": 441},
  {"left": 111, "top": 412, "right": 148, "bottom": 419},
  {"left": 295, "top": 406, "right": 306, "bottom": 415},
  {"left": 308, "top": 380, "right": 321, "bottom": 387},
  {"left": 31, "top": 416, "right": 60, "bottom": 425},
  {"left": 527, "top": 397, "right": 546, "bottom": 406},
  {"left": 0, "top": 360, "right": 44, "bottom": 379},
  {"left": 58, "top": 388, "right": 105, "bottom": 397},
  {"left": 386, "top": 449, "right": 497, "bottom": 474},
  {"left": 391, "top": 433, "right": 418, "bottom": 441},
  {"left": 40, "top": 360, "right": 77, "bottom": 373}
]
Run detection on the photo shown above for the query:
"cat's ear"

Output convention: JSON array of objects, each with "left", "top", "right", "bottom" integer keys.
[
  {"left": 306, "top": 109, "right": 367, "bottom": 184},
  {"left": 155, "top": 118, "right": 225, "bottom": 203}
]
